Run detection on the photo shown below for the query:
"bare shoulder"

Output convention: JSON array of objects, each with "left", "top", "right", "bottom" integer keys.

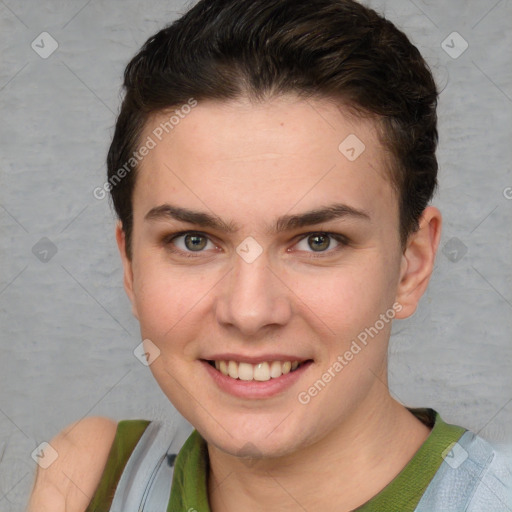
[{"left": 27, "top": 416, "right": 118, "bottom": 512}]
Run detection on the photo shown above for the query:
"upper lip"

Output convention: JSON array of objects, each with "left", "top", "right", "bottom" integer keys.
[{"left": 202, "top": 353, "right": 312, "bottom": 364}]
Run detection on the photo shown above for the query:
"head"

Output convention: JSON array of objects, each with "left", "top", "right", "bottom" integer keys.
[{"left": 109, "top": 0, "right": 442, "bottom": 459}]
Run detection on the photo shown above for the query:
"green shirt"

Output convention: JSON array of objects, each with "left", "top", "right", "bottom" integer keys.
[{"left": 86, "top": 407, "right": 466, "bottom": 511}]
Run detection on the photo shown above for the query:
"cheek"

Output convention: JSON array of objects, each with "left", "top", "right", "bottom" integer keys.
[
  {"left": 131, "top": 254, "right": 225, "bottom": 358},
  {"left": 131, "top": 259, "right": 202, "bottom": 339},
  {"left": 289, "top": 257, "right": 397, "bottom": 336}
]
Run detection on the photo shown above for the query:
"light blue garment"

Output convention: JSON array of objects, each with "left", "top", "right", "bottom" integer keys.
[
  {"left": 415, "top": 431, "right": 512, "bottom": 511},
  {"left": 108, "top": 420, "right": 192, "bottom": 512},
  {"left": 109, "top": 421, "right": 512, "bottom": 511}
]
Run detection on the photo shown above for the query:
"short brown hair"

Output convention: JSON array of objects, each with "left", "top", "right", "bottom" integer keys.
[{"left": 107, "top": 0, "right": 439, "bottom": 258}]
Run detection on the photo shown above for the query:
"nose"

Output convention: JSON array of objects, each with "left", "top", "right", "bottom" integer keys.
[{"left": 215, "top": 248, "right": 292, "bottom": 337}]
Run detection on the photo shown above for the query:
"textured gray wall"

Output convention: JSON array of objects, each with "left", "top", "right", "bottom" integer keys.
[{"left": 0, "top": 0, "right": 511, "bottom": 508}]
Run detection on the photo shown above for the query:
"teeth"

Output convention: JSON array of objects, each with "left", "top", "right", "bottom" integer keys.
[
  {"left": 213, "top": 359, "right": 303, "bottom": 381},
  {"left": 238, "top": 362, "right": 253, "bottom": 381},
  {"left": 270, "top": 360, "right": 282, "bottom": 378},
  {"left": 228, "top": 360, "right": 239, "bottom": 379},
  {"left": 253, "top": 362, "right": 269, "bottom": 381}
]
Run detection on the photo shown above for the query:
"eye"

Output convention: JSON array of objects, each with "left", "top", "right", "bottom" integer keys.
[
  {"left": 162, "top": 230, "right": 348, "bottom": 259},
  {"left": 294, "top": 232, "right": 348, "bottom": 256},
  {"left": 164, "top": 231, "right": 217, "bottom": 256}
]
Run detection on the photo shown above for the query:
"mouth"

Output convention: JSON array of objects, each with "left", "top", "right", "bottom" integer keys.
[{"left": 204, "top": 359, "right": 312, "bottom": 382}]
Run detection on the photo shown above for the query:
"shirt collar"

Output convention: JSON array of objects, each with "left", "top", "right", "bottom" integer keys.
[{"left": 169, "top": 408, "right": 466, "bottom": 512}]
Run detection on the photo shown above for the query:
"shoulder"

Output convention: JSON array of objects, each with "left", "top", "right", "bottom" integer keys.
[
  {"left": 466, "top": 438, "right": 512, "bottom": 511},
  {"left": 416, "top": 430, "right": 512, "bottom": 511},
  {"left": 27, "top": 416, "right": 118, "bottom": 512}
]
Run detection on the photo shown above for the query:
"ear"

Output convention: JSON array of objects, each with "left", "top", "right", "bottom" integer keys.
[
  {"left": 395, "top": 206, "right": 442, "bottom": 319},
  {"left": 115, "top": 222, "right": 139, "bottom": 319}
]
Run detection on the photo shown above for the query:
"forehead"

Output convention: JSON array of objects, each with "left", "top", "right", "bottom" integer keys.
[{"left": 134, "top": 95, "right": 396, "bottom": 226}]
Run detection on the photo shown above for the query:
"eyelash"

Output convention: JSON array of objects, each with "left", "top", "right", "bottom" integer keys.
[{"left": 161, "top": 230, "right": 349, "bottom": 259}]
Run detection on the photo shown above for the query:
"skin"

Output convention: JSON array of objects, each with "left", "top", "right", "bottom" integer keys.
[
  {"left": 114, "top": 94, "right": 441, "bottom": 511},
  {"left": 26, "top": 416, "right": 118, "bottom": 512}
]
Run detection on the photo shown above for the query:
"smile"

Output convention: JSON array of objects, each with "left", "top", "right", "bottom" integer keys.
[{"left": 207, "top": 360, "right": 306, "bottom": 382}]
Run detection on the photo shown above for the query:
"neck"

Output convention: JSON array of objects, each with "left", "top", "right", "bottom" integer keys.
[{"left": 207, "top": 388, "right": 431, "bottom": 512}]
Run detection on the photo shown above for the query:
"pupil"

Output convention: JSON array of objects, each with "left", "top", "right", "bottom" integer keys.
[
  {"left": 309, "top": 234, "right": 330, "bottom": 251},
  {"left": 185, "top": 234, "right": 206, "bottom": 251}
]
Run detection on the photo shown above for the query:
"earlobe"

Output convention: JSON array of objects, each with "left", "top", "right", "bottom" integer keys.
[
  {"left": 115, "top": 222, "right": 139, "bottom": 319},
  {"left": 395, "top": 206, "right": 442, "bottom": 319}
]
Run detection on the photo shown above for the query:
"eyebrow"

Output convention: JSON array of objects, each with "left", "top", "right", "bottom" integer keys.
[{"left": 144, "top": 202, "right": 371, "bottom": 234}]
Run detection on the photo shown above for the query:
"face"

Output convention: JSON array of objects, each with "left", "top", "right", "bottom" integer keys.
[{"left": 117, "top": 94, "right": 432, "bottom": 459}]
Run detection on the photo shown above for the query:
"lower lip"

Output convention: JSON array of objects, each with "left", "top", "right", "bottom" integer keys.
[{"left": 201, "top": 360, "right": 313, "bottom": 399}]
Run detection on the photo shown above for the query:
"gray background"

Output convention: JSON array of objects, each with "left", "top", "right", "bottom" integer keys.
[{"left": 0, "top": 0, "right": 511, "bottom": 508}]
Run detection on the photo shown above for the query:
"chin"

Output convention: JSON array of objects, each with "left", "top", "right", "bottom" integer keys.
[{"left": 198, "top": 413, "right": 314, "bottom": 461}]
